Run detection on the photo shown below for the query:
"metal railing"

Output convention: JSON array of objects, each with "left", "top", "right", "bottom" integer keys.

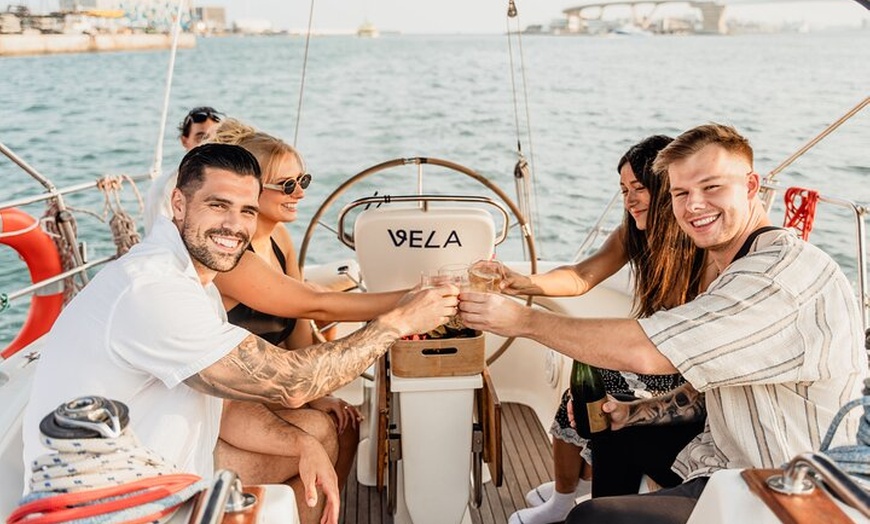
[
  {"left": 0, "top": 141, "right": 150, "bottom": 308},
  {"left": 766, "top": 452, "right": 870, "bottom": 518},
  {"left": 571, "top": 189, "right": 621, "bottom": 262},
  {"left": 187, "top": 470, "right": 258, "bottom": 524},
  {"left": 812, "top": 193, "right": 869, "bottom": 329}
]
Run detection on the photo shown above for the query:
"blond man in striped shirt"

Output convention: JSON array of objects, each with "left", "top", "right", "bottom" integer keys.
[{"left": 460, "top": 123, "right": 868, "bottom": 523}]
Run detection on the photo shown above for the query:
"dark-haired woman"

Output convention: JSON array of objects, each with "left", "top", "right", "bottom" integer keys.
[{"left": 502, "top": 135, "right": 713, "bottom": 524}]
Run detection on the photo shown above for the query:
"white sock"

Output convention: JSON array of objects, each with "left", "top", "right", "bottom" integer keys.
[
  {"left": 525, "top": 481, "right": 555, "bottom": 507},
  {"left": 524, "top": 479, "right": 589, "bottom": 507},
  {"left": 509, "top": 491, "right": 577, "bottom": 524}
]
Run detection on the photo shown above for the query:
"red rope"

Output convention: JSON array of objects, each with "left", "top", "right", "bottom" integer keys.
[
  {"left": 6, "top": 473, "right": 201, "bottom": 524},
  {"left": 783, "top": 187, "right": 819, "bottom": 241}
]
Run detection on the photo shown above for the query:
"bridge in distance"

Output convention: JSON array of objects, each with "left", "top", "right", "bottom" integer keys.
[{"left": 561, "top": 0, "right": 838, "bottom": 34}]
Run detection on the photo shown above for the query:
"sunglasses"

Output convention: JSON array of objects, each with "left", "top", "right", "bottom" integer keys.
[
  {"left": 184, "top": 110, "right": 223, "bottom": 127},
  {"left": 263, "top": 173, "right": 312, "bottom": 194}
]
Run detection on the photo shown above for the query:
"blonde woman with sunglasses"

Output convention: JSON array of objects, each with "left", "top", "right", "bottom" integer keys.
[{"left": 208, "top": 119, "right": 406, "bottom": 524}]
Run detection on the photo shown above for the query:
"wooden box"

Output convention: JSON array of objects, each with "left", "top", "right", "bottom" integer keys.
[{"left": 390, "top": 331, "right": 485, "bottom": 378}]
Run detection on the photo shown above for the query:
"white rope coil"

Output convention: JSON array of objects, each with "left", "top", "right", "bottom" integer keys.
[{"left": 30, "top": 429, "right": 178, "bottom": 493}]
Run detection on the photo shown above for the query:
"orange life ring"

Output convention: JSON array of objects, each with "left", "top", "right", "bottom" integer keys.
[{"left": 1, "top": 208, "right": 64, "bottom": 359}]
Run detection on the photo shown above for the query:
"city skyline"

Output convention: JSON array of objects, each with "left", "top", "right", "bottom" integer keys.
[{"left": 17, "top": 0, "right": 870, "bottom": 33}]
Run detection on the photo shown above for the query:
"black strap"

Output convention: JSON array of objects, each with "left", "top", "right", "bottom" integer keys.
[
  {"left": 246, "top": 237, "right": 288, "bottom": 272},
  {"left": 268, "top": 237, "right": 287, "bottom": 272},
  {"left": 732, "top": 226, "right": 784, "bottom": 263}
]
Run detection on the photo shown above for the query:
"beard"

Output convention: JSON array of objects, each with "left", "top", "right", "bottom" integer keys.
[{"left": 181, "top": 224, "right": 250, "bottom": 272}]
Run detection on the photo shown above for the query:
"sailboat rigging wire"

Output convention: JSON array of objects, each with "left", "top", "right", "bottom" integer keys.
[
  {"left": 293, "top": 0, "right": 317, "bottom": 148},
  {"left": 505, "top": 2, "right": 541, "bottom": 257},
  {"left": 505, "top": 11, "right": 522, "bottom": 154},
  {"left": 150, "top": 0, "right": 186, "bottom": 178},
  {"left": 766, "top": 96, "right": 869, "bottom": 181},
  {"left": 760, "top": 95, "right": 869, "bottom": 211},
  {"left": 515, "top": 11, "right": 539, "bottom": 195},
  {"left": 572, "top": 190, "right": 622, "bottom": 262}
]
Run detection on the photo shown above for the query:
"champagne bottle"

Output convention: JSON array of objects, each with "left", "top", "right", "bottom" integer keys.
[{"left": 570, "top": 360, "right": 610, "bottom": 439}]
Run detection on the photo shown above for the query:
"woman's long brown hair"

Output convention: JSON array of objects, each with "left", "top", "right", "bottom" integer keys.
[{"left": 619, "top": 136, "right": 705, "bottom": 318}]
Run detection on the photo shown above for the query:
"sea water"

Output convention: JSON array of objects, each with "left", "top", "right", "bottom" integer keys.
[{"left": 1, "top": 30, "right": 868, "bottom": 344}]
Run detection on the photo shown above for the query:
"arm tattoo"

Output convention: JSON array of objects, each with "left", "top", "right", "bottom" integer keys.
[
  {"left": 622, "top": 383, "right": 706, "bottom": 427},
  {"left": 187, "top": 319, "right": 401, "bottom": 408}
]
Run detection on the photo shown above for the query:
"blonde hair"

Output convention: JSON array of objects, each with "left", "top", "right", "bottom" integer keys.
[{"left": 207, "top": 118, "right": 302, "bottom": 184}]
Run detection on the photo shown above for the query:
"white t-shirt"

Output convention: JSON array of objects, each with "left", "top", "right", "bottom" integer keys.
[
  {"left": 22, "top": 217, "right": 249, "bottom": 486},
  {"left": 639, "top": 229, "right": 868, "bottom": 480}
]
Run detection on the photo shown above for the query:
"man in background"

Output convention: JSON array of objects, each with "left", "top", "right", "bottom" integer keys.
[
  {"left": 178, "top": 106, "right": 224, "bottom": 150},
  {"left": 144, "top": 106, "right": 225, "bottom": 232}
]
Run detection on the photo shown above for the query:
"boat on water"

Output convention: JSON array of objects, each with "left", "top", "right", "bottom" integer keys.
[
  {"left": 357, "top": 21, "right": 380, "bottom": 38},
  {"left": 3, "top": 130, "right": 869, "bottom": 523},
  {"left": 610, "top": 23, "right": 653, "bottom": 37},
  {"left": 1, "top": 4, "right": 870, "bottom": 524}
]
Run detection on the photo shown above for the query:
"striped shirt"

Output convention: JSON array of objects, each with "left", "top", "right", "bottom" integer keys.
[{"left": 638, "top": 229, "right": 868, "bottom": 480}]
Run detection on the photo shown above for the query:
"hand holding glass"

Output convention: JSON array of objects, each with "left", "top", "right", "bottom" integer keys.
[{"left": 436, "top": 264, "right": 469, "bottom": 330}]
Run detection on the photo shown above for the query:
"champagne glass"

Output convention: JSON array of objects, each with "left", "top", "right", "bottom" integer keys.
[
  {"left": 420, "top": 269, "right": 449, "bottom": 289},
  {"left": 468, "top": 260, "right": 504, "bottom": 292},
  {"left": 437, "top": 263, "right": 470, "bottom": 286},
  {"left": 438, "top": 264, "right": 469, "bottom": 331}
]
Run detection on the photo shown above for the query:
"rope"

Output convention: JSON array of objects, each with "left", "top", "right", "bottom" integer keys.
[
  {"left": 782, "top": 187, "right": 819, "bottom": 241},
  {"left": 9, "top": 475, "right": 206, "bottom": 524},
  {"left": 9, "top": 427, "right": 207, "bottom": 524},
  {"left": 30, "top": 429, "right": 179, "bottom": 491},
  {"left": 39, "top": 175, "right": 144, "bottom": 304},
  {"left": 42, "top": 202, "right": 80, "bottom": 305},
  {"left": 97, "top": 175, "right": 143, "bottom": 257},
  {"left": 0, "top": 217, "right": 40, "bottom": 239},
  {"left": 820, "top": 396, "right": 870, "bottom": 478}
]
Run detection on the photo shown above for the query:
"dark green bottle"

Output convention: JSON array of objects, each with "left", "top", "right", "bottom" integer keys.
[{"left": 570, "top": 360, "right": 609, "bottom": 439}]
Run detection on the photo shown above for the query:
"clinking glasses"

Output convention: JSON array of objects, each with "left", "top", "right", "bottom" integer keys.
[{"left": 263, "top": 173, "right": 312, "bottom": 194}]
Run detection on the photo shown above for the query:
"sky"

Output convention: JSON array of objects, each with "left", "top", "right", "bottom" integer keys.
[{"left": 21, "top": 0, "right": 870, "bottom": 33}]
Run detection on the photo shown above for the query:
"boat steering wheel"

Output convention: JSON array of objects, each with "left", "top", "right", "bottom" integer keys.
[{"left": 297, "top": 156, "right": 537, "bottom": 366}]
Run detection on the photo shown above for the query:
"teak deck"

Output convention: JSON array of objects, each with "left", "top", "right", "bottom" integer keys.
[{"left": 340, "top": 402, "right": 585, "bottom": 524}]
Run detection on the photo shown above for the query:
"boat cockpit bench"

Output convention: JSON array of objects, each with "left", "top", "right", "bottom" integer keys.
[{"left": 351, "top": 202, "right": 504, "bottom": 524}]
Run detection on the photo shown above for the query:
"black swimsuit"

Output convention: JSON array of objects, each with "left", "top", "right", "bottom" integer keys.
[{"left": 226, "top": 238, "right": 298, "bottom": 345}]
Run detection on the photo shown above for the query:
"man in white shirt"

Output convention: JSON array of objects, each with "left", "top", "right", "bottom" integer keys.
[
  {"left": 460, "top": 124, "right": 867, "bottom": 523},
  {"left": 24, "top": 143, "right": 458, "bottom": 524}
]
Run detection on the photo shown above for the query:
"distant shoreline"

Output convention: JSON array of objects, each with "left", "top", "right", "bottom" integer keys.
[
  {"left": 2, "top": 26, "right": 863, "bottom": 58},
  {"left": 0, "top": 33, "right": 196, "bottom": 57}
]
